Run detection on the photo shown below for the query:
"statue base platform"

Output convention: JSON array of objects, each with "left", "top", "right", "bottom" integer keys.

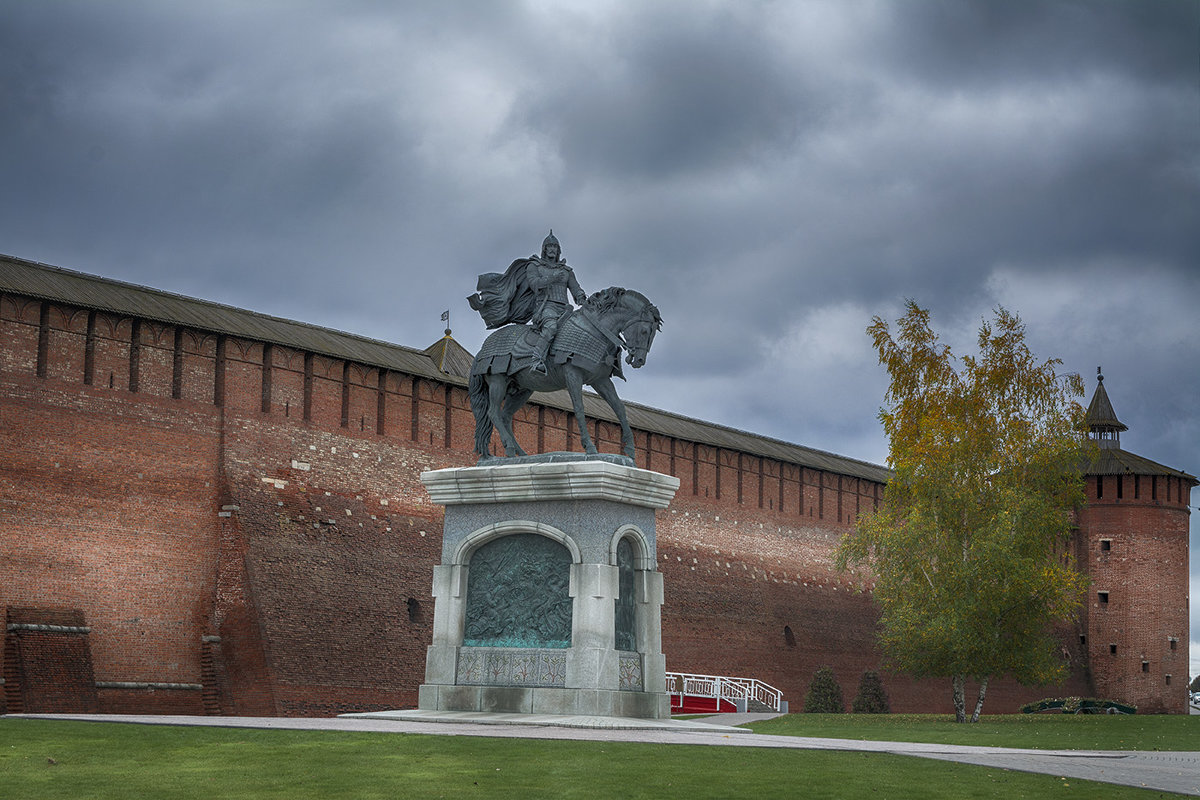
[
  {"left": 341, "top": 708, "right": 753, "bottom": 733},
  {"left": 475, "top": 451, "right": 635, "bottom": 468},
  {"left": 417, "top": 458, "right": 679, "bottom": 720}
]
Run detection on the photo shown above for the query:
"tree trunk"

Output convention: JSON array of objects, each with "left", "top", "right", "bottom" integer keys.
[
  {"left": 951, "top": 675, "right": 966, "bottom": 723},
  {"left": 970, "top": 676, "right": 989, "bottom": 723}
]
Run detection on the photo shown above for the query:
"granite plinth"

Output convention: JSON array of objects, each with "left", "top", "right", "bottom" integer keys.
[
  {"left": 420, "top": 456, "right": 680, "bottom": 509},
  {"left": 416, "top": 459, "right": 677, "bottom": 720}
]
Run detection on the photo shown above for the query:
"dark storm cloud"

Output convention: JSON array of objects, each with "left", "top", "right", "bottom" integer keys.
[
  {"left": 514, "top": 5, "right": 820, "bottom": 180},
  {"left": 883, "top": 0, "right": 1199, "bottom": 89}
]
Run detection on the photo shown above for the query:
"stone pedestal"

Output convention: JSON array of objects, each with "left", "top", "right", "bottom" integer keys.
[{"left": 418, "top": 455, "right": 679, "bottom": 719}]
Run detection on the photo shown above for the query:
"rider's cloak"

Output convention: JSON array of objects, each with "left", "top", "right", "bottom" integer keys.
[{"left": 468, "top": 258, "right": 538, "bottom": 329}]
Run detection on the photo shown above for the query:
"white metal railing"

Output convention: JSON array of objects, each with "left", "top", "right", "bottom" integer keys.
[{"left": 665, "top": 671, "right": 784, "bottom": 712}]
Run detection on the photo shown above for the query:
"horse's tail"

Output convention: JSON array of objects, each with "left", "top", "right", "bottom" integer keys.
[{"left": 469, "top": 371, "right": 492, "bottom": 457}]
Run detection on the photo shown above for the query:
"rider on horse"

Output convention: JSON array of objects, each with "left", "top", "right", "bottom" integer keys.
[{"left": 467, "top": 230, "right": 587, "bottom": 374}]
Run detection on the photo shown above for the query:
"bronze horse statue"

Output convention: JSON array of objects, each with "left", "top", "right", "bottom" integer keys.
[{"left": 469, "top": 287, "right": 661, "bottom": 460}]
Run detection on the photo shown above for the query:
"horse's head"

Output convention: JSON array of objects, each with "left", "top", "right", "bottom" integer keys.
[
  {"left": 585, "top": 287, "right": 662, "bottom": 369},
  {"left": 616, "top": 290, "right": 661, "bottom": 369}
]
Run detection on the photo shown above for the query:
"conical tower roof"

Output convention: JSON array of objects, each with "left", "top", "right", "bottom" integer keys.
[
  {"left": 1081, "top": 368, "right": 1197, "bottom": 484},
  {"left": 1085, "top": 368, "right": 1127, "bottom": 433},
  {"left": 423, "top": 329, "right": 475, "bottom": 379}
]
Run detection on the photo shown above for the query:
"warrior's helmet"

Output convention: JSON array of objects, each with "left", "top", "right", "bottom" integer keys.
[{"left": 541, "top": 229, "right": 561, "bottom": 260}]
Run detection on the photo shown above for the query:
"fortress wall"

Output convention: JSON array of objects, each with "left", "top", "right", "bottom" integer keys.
[
  {"left": 43, "top": 304, "right": 87, "bottom": 383},
  {"left": 134, "top": 320, "right": 175, "bottom": 398},
  {"left": 1, "top": 294, "right": 41, "bottom": 373},
  {"left": 216, "top": 417, "right": 449, "bottom": 714},
  {"left": 0, "top": 369, "right": 222, "bottom": 714},
  {"left": 655, "top": 498, "right": 879, "bottom": 704},
  {"left": 0, "top": 294, "right": 468, "bottom": 714},
  {"left": 266, "top": 344, "right": 305, "bottom": 418},
  {"left": 380, "top": 371, "right": 411, "bottom": 438},
  {"left": 654, "top": 488, "right": 1093, "bottom": 713},
  {"left": 180, "top": 330, "right": 219, "bottom": 405},
  {"left": 0, "top": 289, "right": 1138, "bottom": 715},
  {"left": 307, "top": 354, "right": 342, "bottom": 428}
]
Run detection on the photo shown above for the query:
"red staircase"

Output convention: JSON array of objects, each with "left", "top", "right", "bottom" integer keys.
[{"left": 666, "top": 671, "right": 786, "bottom": 714}]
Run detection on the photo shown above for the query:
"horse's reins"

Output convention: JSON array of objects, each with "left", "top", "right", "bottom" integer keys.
[{"left": 574, "top": 309, "right": 630, "bottom": 354}]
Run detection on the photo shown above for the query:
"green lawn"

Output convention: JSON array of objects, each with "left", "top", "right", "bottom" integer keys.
[
  {"left": 746, "top": 712, "right": 1198, "bottom": 751},
  {"left": 0, "top": 718, "right": 1191, "bottom": 800}
]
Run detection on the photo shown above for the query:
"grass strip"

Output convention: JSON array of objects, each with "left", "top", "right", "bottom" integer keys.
[
  {"left": 747, "top": 713, "right": 1197, "bottom": 751},
  {"left": 0, "top": 719, "right": 1188, "bottom": 799}
]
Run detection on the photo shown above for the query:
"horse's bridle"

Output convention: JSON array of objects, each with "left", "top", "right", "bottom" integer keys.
[
  {"left": 620, "top": 309, "right": 657, "bottom": 366},
  {"left": 575, "top": 304, "right": 655, "bottom": 367}
]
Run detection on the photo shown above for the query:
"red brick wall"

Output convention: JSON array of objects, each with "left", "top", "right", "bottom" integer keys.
[
  {"left": 4, "top": 608, "right": 99, "bottom": 714},
  {"left": 0, "top": 291, "right": 1185, "bottom": 716},
  {"left": 216, "top": 412, "right": 454, "bottom": 714},
  {"left": 1077, "top": 475, "right": 1191, "bottom": 713},
  {"left": 653, "top": 485, "right": 1093, "bottom": 714},
  {"left": 0, "top": 362, "right": 222, "bottom": 706},
  {"left": 6, "top": 632, "right": 99, "bottom": 713}
]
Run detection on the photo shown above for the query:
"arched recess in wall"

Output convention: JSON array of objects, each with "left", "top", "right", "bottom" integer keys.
[
  {"left": 455, "top": 521, "right": 580, "bottom": 650},
  {"left": 611, "top": 525, "right": 651, "bottom": 653},
  {"left": 451, "top": 520, "right": 581, "bottom": 566},
  {"left": 608, "top": 525, "right": 653, "bottom": 569}
]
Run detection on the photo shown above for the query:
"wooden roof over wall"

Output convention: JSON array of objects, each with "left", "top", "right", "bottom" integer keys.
[
  {"left": 0, "top": 252, "right": 890, "bottom": 483},
  {"left": 1087, "top": 448, "right": 1197, "bottom": 484}
]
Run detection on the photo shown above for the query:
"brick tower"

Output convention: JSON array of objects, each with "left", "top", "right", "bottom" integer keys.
[{"left": 1076, "top": 369, "right": 1195, "bottom": 713}]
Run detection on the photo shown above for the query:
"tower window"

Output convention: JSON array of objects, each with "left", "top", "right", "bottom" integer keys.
[
  {"left": 1169, "top": 638, "right": 1177, "bottom": 651},
  {"left": 1097, "top": 591, "right": 1109, "bottom": 604},
  {"left": 1079, "top": 634, "right": 1086, "bottom": 646},
  {"left": 1141, "top": 661, "right": 1149, "bottom": 673},
  {"left": 1165, "top": 675, "right": 1171, "bottom": 685},
  {"left": 1109, "top": 644, "right": 1117, "bottom": 655},
  {"left": 1096, "top": 477, "right": 1103, "bottom": 499},
  {"left": 1116, "top": 475, "right": 1123, "bottom": 499},
  {"left": 1099, "top": 539, "right": 1111, "bottom": 552}
]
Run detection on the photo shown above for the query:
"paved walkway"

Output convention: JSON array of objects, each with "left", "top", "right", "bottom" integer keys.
[{"left": 12, "top": 712, "right": 1199, "bottom": 796}]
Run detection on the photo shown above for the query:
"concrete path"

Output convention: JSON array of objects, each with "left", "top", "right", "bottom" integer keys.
[{"left": 12, "top": 712, "right": 1199, "bottom": 797}]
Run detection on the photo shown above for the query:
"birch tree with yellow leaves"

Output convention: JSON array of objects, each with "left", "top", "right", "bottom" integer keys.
[{"left": 836, "top": 301, "right": 1090, "bottom": 722}]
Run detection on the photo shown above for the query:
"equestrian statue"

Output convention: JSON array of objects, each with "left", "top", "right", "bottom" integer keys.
[{"left": 467, "top": 231, "right": 661, "bottom": 461}]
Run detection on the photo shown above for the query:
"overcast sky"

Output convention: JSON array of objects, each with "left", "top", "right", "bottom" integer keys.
[{"left": 3, "top": 1, "right": 1198, "bottom": 680}]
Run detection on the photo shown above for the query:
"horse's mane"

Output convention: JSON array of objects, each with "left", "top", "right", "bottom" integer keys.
[{"left": 585, "top": 287, "right": 662, "bottom": 329}]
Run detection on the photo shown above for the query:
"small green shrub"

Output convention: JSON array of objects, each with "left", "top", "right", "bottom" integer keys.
[
  {"left": 803, "top": 666, "right": 845, "bottom": 713},
  {"left": 850, "top": 670, "right": 890, "bottom": 714}
]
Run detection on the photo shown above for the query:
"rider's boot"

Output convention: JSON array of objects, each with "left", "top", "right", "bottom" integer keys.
[
  {"left": 532, "top": 343, "right": 549, "bottom": 375},
  {"left": 531, "top": 324, "right": 555, "bottom": 375}
]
